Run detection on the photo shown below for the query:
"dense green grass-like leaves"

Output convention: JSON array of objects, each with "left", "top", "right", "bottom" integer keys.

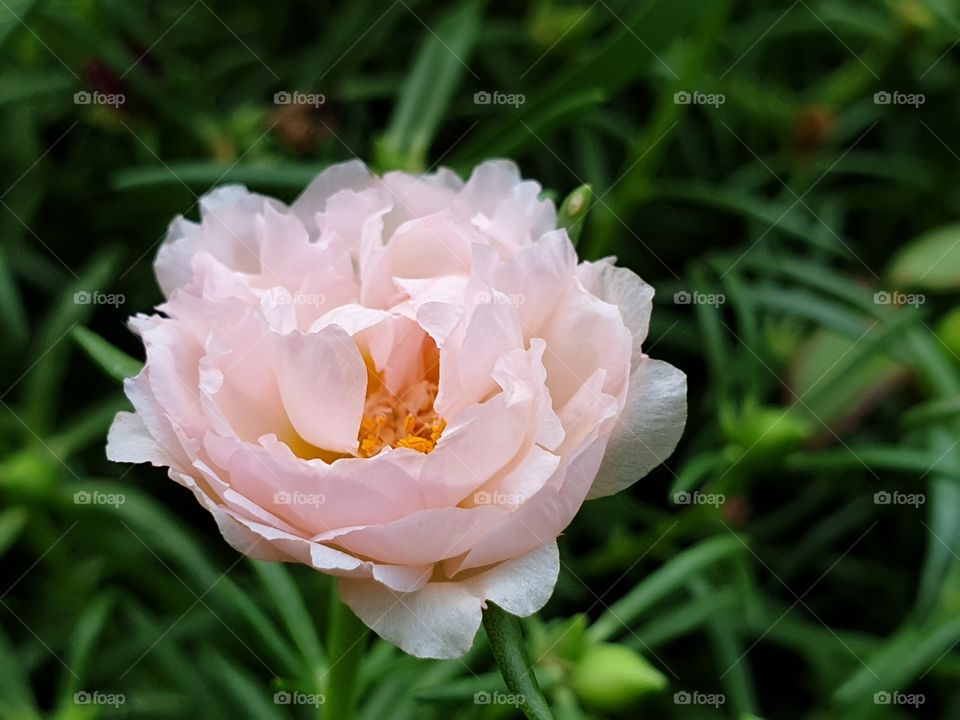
[{"left": 2, "top": 0, "right": 960, "bottom": 717}]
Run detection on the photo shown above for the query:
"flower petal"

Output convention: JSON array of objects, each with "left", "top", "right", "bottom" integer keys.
[
  {"left": 338, "top": 540, "right": 559, "bottom": 659},
  {"left": 587, "top": 358, "right": 686, "bottom": 499},
  {"left": 276, "top": 325, "right": 367, "bottom": 455}
]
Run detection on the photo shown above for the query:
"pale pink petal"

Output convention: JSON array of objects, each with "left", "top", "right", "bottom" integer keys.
[
  {"left": 105, "top": 411, "right": 172, "bottom": 466},
  {"left": 275, "top": 326, "right": 367, "bottom": 455},
  {"left": 539, "top": 283, "right": 633, "bottom": 408},
  {"left": 338, "top": 541, "right": 558, "bottom": 659},
  {"left": 587, "top": 358, "right": 686, "bottom": 499},
  {"left": 315, "top": 504, "right": 509, "bottom": 565},
  {"left": 578, "top": 260, "right": 655, "bottom": 369},
  {"left": 290, "top": 160, "right": 374, "bottom": 228}
]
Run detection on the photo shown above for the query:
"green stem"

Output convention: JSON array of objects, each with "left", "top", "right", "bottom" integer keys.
[
  {"left": 482, "top": 603, "right": 555, "bottom": 720},
  {"left": 324, "top": 588, "right": 368, "bottom": 720}
]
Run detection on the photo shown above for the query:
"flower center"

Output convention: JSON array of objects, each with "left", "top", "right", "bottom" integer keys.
[{"left": 356, "top": 341, "right": 445, "bottom": 458}]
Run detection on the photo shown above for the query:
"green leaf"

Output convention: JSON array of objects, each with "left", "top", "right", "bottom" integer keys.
[
  {"left": 832, "top": 615, "right": 960, "bottom": 707},
  {"left": 97, "top": 484, "right": 301, "bottom": 675},
  {"left": 414, "top": 671, "right": 507, "bottom": 703},
  {"left": 482, "top": 603, "right": 555, "bottom": 720},
  {"left": 113, "top": 163, "right": 327, "bottom": 193},
  {"left": 453, "top": 0, "right": 709, "bottom": 163},
  {"left": 72, "top": 326, "right": 142, "bottom": 383},
  {"left": 0, "top": 0, "right": 39, "bottom": 49},
  {"left": 788, "top": 329, "right": 906, "bottom": 429},
  {"left": 916, "top": 442, "right": 960, "bottom": 620},
  {"left": 633, "top": 586, "right": 739, "bottom": 648},
  {"left": 205, "top": 650, "right": 286, "bottom": 720},
  {"left": 250, "top": 561, "right": 326, "bottom": 679},
  {"left": 589, "top": 535, "right": 745, "bottom": 641},
  {"left": 0, "top": 241, "right": 28, "bottom": 350},
  {"left": 24, "top": 250, "right": 121, "bottom": 429},
  {"left": 688, "top": 578, "right": 757, "bottom": 717},
  {"left": 0, "top": 625, "right": 40, "bottom": 720},
  {"left": 57, "top": 593, "right": 116, "bottom": 701},
  {"left": 887, "top": 222, "right": 960, "bottom": 291},
  {"left": 902, "top": 396, "right": 960, "bottom": 429},
  {"left": 324, "top": 594, "right": 368, "bottom": 720},
  {"left": 0, "top": 508, "right": 28, "bottom": 560},
  {"left": 375, "top": 0, "right": 482, "bottom": 171}
]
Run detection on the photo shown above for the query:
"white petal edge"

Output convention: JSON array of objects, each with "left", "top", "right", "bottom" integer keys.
[
  {"left": 580, "top": 261, "right": 654, "bottom": 370},
  {"left": 338, "top": 540, "right": 559, "bottom": 659},
  {"left": 106, "top": 411, "right": 173, "bottom": 467},
  {"left": 587, "top": 358, "right": 686, "bottom": 500}
]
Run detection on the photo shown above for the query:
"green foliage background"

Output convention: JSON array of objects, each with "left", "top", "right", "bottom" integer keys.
[{"left": 2, "top": 0, "right": 960, "bottom": 718}]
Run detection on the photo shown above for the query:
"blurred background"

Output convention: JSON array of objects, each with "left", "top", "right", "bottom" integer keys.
[{"left": 2, "top": 0, "right": 960, "bottom": 718}]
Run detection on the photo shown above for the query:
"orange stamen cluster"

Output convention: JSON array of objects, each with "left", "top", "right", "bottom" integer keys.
[
  {"left": 356, "top": 341, "right": 445, "bottom": 458},
  {"left": 395, "top": 415, "right": 447, "bottom": 453},
  {"left": 358, "top": 410, "right": 446, "bottom": 457}
]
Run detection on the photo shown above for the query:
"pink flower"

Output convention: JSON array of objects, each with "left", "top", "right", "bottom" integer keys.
[{"left": 107, "top": 160, "right": 686, "bottom": 658}]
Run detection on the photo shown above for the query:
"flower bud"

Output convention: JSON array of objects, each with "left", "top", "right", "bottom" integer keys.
[
  {"left": 723, "top": 405, "right": 811, "bottom": 472},
  {"left": 571, "top": 643, "right": 667, "bottom": 711},
  {"left": 936, "top": 308, "right": 960, "bottom": 359}
]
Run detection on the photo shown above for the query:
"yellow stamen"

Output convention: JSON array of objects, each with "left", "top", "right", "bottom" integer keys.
[
  {"left": 395, "top": 435, "right": 436, "bottom": 453},
  {"left": 354, "top": 340, "right": 445, "bottom": 458},
  {"left": 430, "top": 417, "right": 446, "bottom": 443}
]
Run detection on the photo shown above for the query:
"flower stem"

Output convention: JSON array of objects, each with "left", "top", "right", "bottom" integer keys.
[
  {"left": 325, "top": 589, "right": 368, "bottom": 720},
  {"left": 482, "top": 603, "right": 555, "bottom": 720}
]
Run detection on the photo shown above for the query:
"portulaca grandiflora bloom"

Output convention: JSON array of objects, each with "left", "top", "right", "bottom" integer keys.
[{"left": 107, "top": 160, "right": 686, "bottom": 658}]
